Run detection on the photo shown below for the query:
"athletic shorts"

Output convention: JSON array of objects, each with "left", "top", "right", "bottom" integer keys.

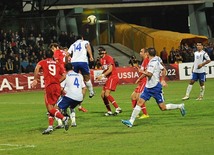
[
  {"left": 44, "top": 84, "right": 61, "bottom": 105},
  {"left": 71, "top": 62, "right": 90, "bottom": 75},
  {"left": 134, "top": 80, "right": 146, "bottom": 93},
  {"left": 57, "top": 96, "right": 82, "bottom": 110},
  {"left": 191, "top": 72, "right": 206, "bottom": 82},
  {"left": 140, "top": 82, "right": 164, "bottom": 104},
  {"left": 103, "top": 76, "right": 119, "bottom": 91}
]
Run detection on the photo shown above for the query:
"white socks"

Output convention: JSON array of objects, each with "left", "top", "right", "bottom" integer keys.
[
  {"left": 166, "top": 103, "right": 182, "bottom": 110},
  {"left": 55, "top": 117, "right": 63, "bottom": 125},
  {"left": 130, "top": 105, "right": 141, "bottom": 124},
  {"left": 85, "top": 80, "right": 94, "bottom": 94},
  {"left": 70, "top": 108, "right": 76, "bottom": 125},
  {"left": 199, "top": 86, "right": 205, "bottom": 97},
  {"left": 186, "top": 84, "right": 193, "bottom": 97}
]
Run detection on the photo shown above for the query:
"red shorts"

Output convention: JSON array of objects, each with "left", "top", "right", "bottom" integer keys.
[
  {"left": 134, "top": 77, "right": 147, "bottom": 93},
  {"left": 103, "top": 76, "right": 119, "bottom": 91},
  {"left": 134, "top": 82, "right": 146, "bottom": 93},
  {"left": 44, "top": 84, "right": 61, "bottom": 105}
]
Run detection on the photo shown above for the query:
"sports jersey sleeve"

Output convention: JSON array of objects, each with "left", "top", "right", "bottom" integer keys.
[
  {"left": 84, "top": 40, "right": 89, "bottom": 48},
  {"left": 147, "top": 61, "right": 155, "bottom": 74},
  {"left": 204, "top": 52, "right": 211, "bottom": 61},
  {"left": 159, "top": 62, "right": 164, "bottom": 70},
  {"left": 60, "top": 80, "right": 66, "bottom": 88}
]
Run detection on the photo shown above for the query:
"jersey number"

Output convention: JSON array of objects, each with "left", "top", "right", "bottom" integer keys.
[
  {"left": 74, "top": 43, "right": 82, "bottom": 52},
  {"left": 73, "top": 77, "right": 80, "bottom": 88},
  {"left": 48, "top": 64, "right": 56, "bottom": 76}
]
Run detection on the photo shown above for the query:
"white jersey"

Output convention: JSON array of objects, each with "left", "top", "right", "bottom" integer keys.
[
  {"left": 61, "top": 71, "right": 86, "bottom": 101},
  {"left": 154, "top": 56, "right": 163, "bottom": 64},
  {"left": 68, "top": 39, "right": 89, "bottom": 63},
  {"left": 193, "top": 50, "right": 210, "bottom": 73},
  {"left": 146, "top": 57, "right": 164, "bottom": 88}
]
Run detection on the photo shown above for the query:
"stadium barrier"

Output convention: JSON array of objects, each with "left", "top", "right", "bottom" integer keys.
[{"left": 0, "top": 62, "right": 214, "bottom": 93}]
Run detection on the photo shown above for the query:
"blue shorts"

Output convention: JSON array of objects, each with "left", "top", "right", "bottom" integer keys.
[
  {"left": 57, "top": 96, "right": 82, "bottom": 110},
  {"left": 191, "top": 72, "right": 206, "bottom": 82},
  {"left": 140, "top": 82, "right": 164, "bottom": 104},
  {"left": 71, "top": 62, "right": 90, "bottom": 75}
]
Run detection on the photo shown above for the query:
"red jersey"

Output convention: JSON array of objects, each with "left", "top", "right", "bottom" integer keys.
[
  {"left": 138, "top": 57, "right": 149, "bottom": 83},
  {"left": 38, "top": 58, "right": 65, "bottom": 87},
  {"left": 141, "top": 57, "right": 149, "bottom": 70},
  {"left": 53, "top": 49, "right": 66, "bottom": 65},
  {"left": 100, "top": 54, "right": 117, "bottom": 78}
]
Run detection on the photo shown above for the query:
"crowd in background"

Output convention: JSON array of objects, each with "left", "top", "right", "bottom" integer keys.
[
  {"left": 0, "top": 26, "right": 80, "bottom": 75},
  {"left": 159, "top": 43, "right": 214, "bottom": 64},
  {"left": 0, "top": 26, "right": 214, "bottom": 75},
  {"left": 129, "top": 42, "right": 214, "bottom": 66}
]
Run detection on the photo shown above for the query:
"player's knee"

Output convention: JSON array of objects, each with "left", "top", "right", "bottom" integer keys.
[
  {"left": 159, "top": 104, "right": 166, "bottom": 111},
  {"left": 83, "top": 74, "right": 90, "bottom": 81},
  {"left": 104, "top": 93, "right": 109, "bottom": 98}
]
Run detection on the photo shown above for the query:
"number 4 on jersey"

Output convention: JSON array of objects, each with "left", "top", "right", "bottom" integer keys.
[{"left": 74, "top": 77, "right": 80, "bottom": 88}]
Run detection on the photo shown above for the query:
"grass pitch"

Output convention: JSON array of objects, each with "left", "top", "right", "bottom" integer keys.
[{"left": 0, "top": 79, "right": 214, "bottom": 155}]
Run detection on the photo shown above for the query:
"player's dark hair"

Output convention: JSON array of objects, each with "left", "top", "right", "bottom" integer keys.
[
  {"left": 49, "top": 43, "right": 59, "bottom": 49},
  {"left": 65, "top": 63, "right": 73, "bottom": 71},
  {"left": 98, "top": 46, "right": 105, "bottom": 51},
  {"left": 45, "top": 50, "right": 54, "bottom": 58},
  {"left": 148, "top": 48, "right": 156, "bottom": 56},
  {"left": 98, "top": 46, "right": 107, "bottom": 55},
  {"left": 76, "top": 34, "right": 83, "bottom": 40},
  {"left": 196, "top": 42, "right": 203, "bottom": 45}
]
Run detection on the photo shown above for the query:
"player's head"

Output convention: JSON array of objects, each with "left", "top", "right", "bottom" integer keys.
[
  {"left": 49, "top": 43, "right": 59, "bottom": 52},
  {"left": 140, "top": 48, "right": 148, "bottom": 58},
  {"left": 196, "top": 42, "right": 203, "bottom": 51},
  {"left": 147, "top": 47, "right": 156, "bottom": 57},
  {"left": 65, "top": 63, "right": 73, "bottom": 72},
  {"left": 45, "top": 50, "right": 54, "bottom": 58},
  {"left": 98, "top": 46, "right": 107, "bottom": 58}
]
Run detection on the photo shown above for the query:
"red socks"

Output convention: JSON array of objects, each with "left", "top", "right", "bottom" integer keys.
[
  {"left": 132, "top": 100, "right": 137, "bottom": 108},
  {"left": 141, "top": 103, "right": 148, "bottom": 115},
  {"left": 107, "top": 95, "right": 118, "bottom": 108},
  {"left": 49, "top": 108, "right": 64, "bottom": 120}
]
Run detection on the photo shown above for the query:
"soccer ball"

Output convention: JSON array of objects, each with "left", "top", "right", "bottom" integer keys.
[{"left": 87, "top": 15, "right": 97, "bottom": 25}]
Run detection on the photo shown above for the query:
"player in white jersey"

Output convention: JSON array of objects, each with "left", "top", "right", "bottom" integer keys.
[
  {"left": 57, "top": 63, "right": 87, "bottom": 127},
  {"left": 182, "top": 42, "right": 211, "bottom": 101},
  {"left": 122, "top": 48, "right": 186, "bottom": 128},
  {"left": 68, "top": 35, "right": 95, "bottom": 98}
]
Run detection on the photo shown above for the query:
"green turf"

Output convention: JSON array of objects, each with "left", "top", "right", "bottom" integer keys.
[{"left": 0, "top": 79, "right": 214, "bottom": 155}]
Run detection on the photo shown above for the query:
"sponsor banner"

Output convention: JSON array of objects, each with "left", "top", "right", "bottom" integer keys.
[
  {"left": 0, "top": 64, "right": 187, "bottom": 93},
  {"left": 179, "top": 61, "right": 214, "bottom": 80},
  {"left": 91, "top": 65, "right": 179, "bottom": 87},
  {"left": 91, "top": 67, "right": 139, "bottom": 86},
  {"left": 164, "top": 63, "right": 179, "bottom": 81},
  {"left": 91, "top": 70, "right": 107, "bottom": 86},
  {"left": 0, "top": 73, "right": 44, "bottom": 93}
]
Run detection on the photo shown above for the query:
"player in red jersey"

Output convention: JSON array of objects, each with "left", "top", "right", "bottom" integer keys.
[
  {"left": 96, "top": 47, "right": 122, "bottom": 116},
  {"left": 31, "top": 50, "right": 69, "bottom": 134},
  {"left": 49, "top": 43, "right": 87, "bottom": 130},
  {"left": 131, "top": 48, "right": 149, "bottom": 119},
  {"left": 49, "top": 43, "right": 68, "bottom": 128},
  {"left": 49, "top": 43, "right": 67, "bottom": 66}
]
